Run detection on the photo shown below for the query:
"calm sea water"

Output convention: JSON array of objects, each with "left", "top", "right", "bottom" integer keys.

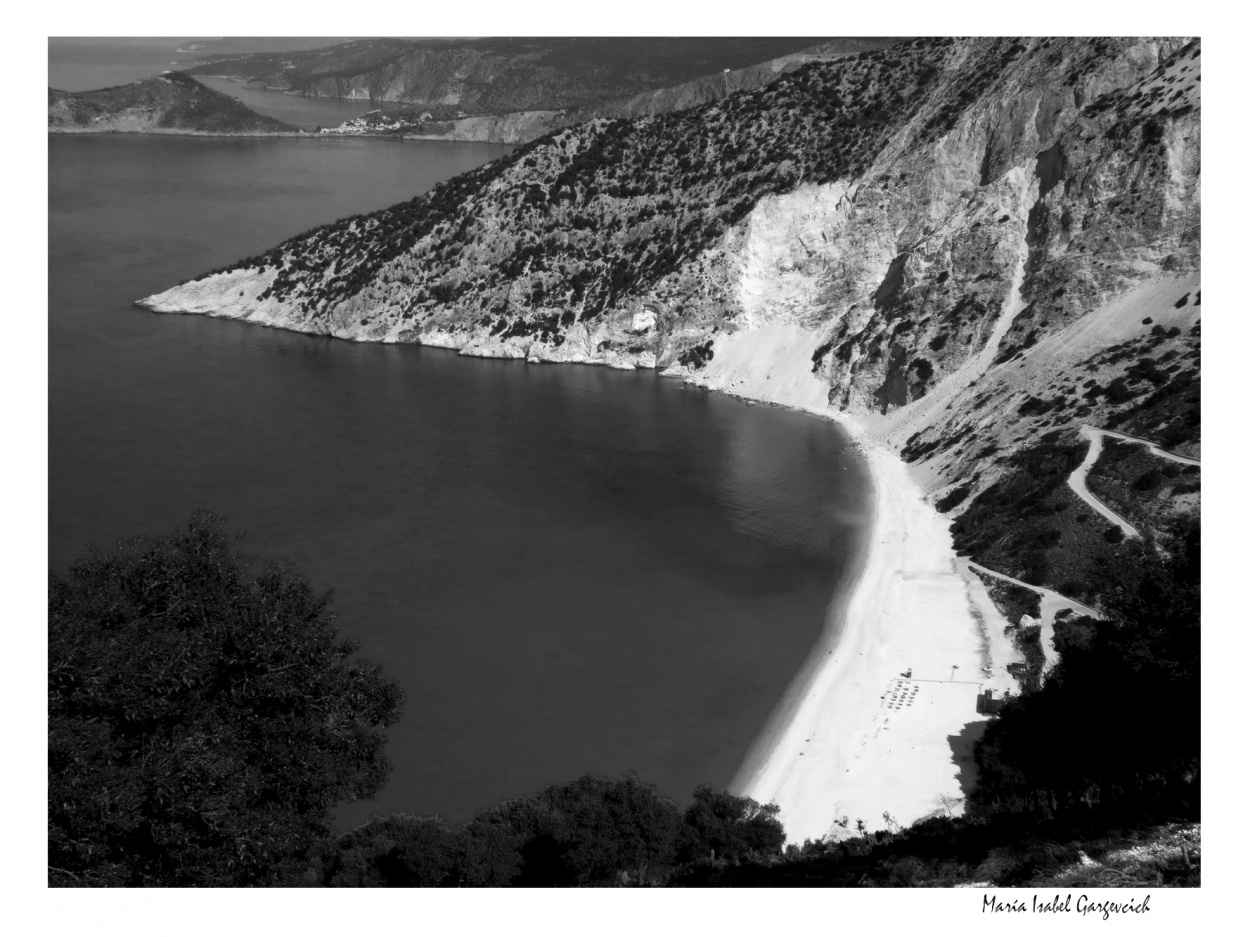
[
  {"left": 48, "top": 133, "right": 872, "bottom": 827},
  {"left": 49, "top": 38, "right": 195, "bottom": 91}
]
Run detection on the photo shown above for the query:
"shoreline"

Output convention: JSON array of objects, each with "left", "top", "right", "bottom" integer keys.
[
  {"left": 671, "top": 323, "right": 1021, "bottom": 843},
  {"left": 728, "top": 444, "right": 876, "bottom": 798},
  {"left": 731, "top": 416, "right": 1019, "bottom": 843}
]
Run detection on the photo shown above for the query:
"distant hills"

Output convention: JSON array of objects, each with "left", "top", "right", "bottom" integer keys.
[
  {"left": 48, "top": 72, "right": 297, "bottom": 134},
  {"left": 173, "top": 37, "right": 356, "bottom": 59},
  {"left": 185, "top": 37, "right": 901, "bottom": 137}
]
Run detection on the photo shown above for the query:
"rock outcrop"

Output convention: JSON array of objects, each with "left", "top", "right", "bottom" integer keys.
[{"left": 142, "top": 37, "right": 1200, "bottom": 606}]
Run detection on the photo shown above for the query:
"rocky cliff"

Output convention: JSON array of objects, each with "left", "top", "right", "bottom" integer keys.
[
  {"left": 142, "top": 37, "right": 1200, "bottom": 608},
  {"left": 49, "top": 72, "right": 297, "bottom": 134}
]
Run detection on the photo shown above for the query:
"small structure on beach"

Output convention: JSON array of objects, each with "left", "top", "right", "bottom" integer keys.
[
  {"left": 1006, "top": 662, "right": 1028, "bottom": 677},
  {"left": 976, "top": 688, "right": 1011, "bottom": 715}
]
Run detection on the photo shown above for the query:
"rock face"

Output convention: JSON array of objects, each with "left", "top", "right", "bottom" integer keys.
[
  {"left": 142, "top": 37, "right": 1200, "bottom": 603},
  {"left": 48, "top": 72, "right": 297, "bottom": 134}
]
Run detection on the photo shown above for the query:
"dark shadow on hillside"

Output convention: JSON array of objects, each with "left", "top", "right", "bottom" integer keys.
[{"left": 948, "top": 720, "right": 988, "bottom": 799}]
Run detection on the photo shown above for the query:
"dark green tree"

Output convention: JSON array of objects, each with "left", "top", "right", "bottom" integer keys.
[
  {"left": 48, "top": 511, "right": 404, "bottom": 886},
  {"left": 676, "top": 785, "right": 786, "bottom": 864},
  {"left": 320, "top": 815, "right": 466, "bottom": 887},
  {"left": 972, "top": 521, "right": 1199, "bottom": 818},
  {"left": 465, "top": 774, "right": 684, "bottom": 886}
]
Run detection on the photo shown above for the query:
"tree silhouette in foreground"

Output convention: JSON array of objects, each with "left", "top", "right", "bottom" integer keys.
[
  {"left": 48, "top": 511, "right": 404, "bottom": 886},
  {"left": 972, "top": 519, "right": 1199, "bottom": 818},
  {"left": 317, "top": 774, "right": 785, "bottom": 886}
]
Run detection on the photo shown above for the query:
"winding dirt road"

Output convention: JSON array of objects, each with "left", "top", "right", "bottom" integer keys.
[
  {"left": 1068, "top": 426, "right": 1141, "bottom": 539},
  {"left": 1066, "top": 425, "right": 1201, "bottom": 541},
  {"left": 964, "top": 425, "right": 1198, "bottom": 675},
  {"left": 1089, "top": 426, "right": 1201, "bottom": 467}
]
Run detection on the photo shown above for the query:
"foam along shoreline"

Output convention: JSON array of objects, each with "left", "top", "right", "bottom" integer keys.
[{"left": 680, "top": 322, "right": 1021, "bottom": 844}]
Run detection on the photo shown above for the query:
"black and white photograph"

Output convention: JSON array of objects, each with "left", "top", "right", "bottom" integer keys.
[{"left": 30, "top": 3, "right": 1224, "bottom": 921}]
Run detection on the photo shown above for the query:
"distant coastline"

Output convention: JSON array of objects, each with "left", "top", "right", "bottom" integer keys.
[
  {"left": 48, "top": 126, "right": 508, "bottom": 143},
  {"left": 48, "top": 73, "right": 298, "bottom": 136}
]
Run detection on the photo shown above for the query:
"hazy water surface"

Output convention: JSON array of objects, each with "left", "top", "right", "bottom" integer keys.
[
  {"left": 49, "top": 134, "right": 873, "bottom": 827},
  {"left": 49, "top": 38, "right": 194, "bottom": 91}
]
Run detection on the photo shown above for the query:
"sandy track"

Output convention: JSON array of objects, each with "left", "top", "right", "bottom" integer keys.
[
  {"left": 1068, "top": 424, "right": 1201, "bottom": 542},
  {"left": 965, "top": 559, "right": 1101, "bottom": 674},
  {"left": 1089, "top": 425, "right": 1201, "bottom": 466},
  {"left": 965, "top": 560, "right": 1100, "bottom": 626},
  {"left": 1068, "top": 426, "right": 1143, "bottom": 539}
]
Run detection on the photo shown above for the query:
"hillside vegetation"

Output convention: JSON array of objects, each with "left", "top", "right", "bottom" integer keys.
[
  {"left": 186, "top": 37, "right": 897, "bottom": 115},
  {"left": 174, "top": 38, "right": 957, "bottom": 329}
]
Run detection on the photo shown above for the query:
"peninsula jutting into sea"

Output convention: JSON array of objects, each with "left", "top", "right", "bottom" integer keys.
[{"left": 49, "top": 35, "right": 1199, "bottom": 888}]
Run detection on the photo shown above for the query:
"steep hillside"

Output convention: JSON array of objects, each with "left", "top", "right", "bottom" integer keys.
[
  {"left": 395, "top": 39, "right": 896, "bottom": 144},
  {"left": 187, "top": 37, "right": 893, "bottom": 109},
  {"left": 141, "top": 37, "right": 1200, "bottom": 611},
  {"left": 188, "top": 37, "right": 899, "bottom": 143},
  {"left": 49, "top": 72, "right": 297, "bottom": 134}
]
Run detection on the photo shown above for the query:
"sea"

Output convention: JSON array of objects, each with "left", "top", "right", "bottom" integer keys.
[{"left": 48, "top": 43, "right": 873, "bottom": 828}]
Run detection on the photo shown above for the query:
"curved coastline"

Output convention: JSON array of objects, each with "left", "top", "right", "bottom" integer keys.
[
  {"left": 731, "top": 420, "right": 1021, "bottom": 843},
  {"left": 728, "top": 451, "right": 876, "bottom": 797},
  {"left": 134, "top": 275, "right": 1023, "bottom": 842},
  {"left": 656, "top": 320, "right": 1022, "bottom": 843}
]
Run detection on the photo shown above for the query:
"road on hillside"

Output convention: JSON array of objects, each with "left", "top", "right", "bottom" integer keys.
[
  {"left": 964, "top": 559, "right": 1101, "bottom": 675},
  {"left": 1068, "top": 426, "right": 1142, "bottom": 539},
  {"left": 1066, "top": 425, "right": 1202, "bottom": 542},
  {"left": 1088, "top": 425, "right": 1201, "bottom": 466}
]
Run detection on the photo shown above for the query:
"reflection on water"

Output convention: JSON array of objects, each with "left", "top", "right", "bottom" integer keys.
[{"left": 49, "top": 134, "right": 872, "bottom": 826}]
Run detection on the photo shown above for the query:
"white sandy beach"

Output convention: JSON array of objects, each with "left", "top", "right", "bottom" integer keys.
[
  {"left": 733, "top": 435, "right": 1020, "bottom": 842},
  {"left": 680, "top": 322, "right": 1022, "bottom": 843}
]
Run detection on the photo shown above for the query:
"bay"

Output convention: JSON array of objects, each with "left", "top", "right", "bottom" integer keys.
[{"left": 48, "top": 133, "right": 872, "bottom": 828}]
